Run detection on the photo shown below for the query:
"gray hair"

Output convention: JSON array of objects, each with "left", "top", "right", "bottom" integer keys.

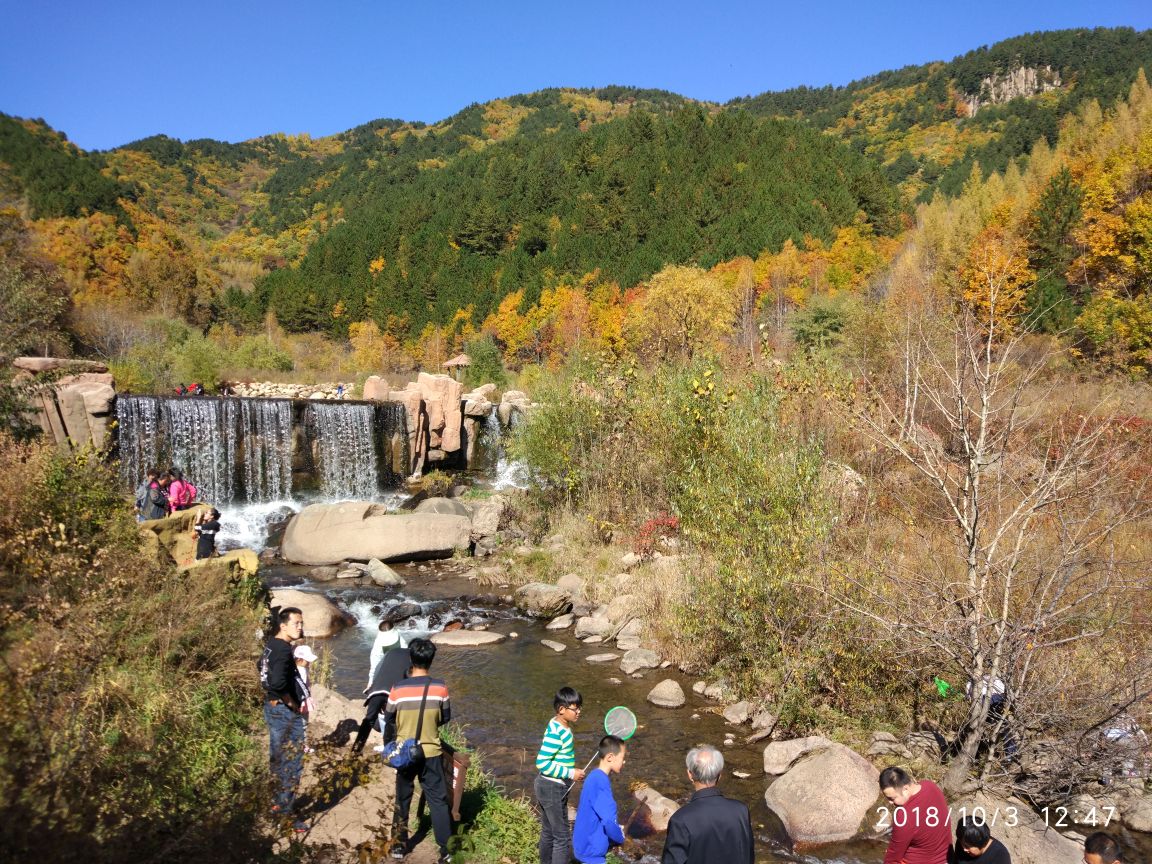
[{"left": 686, "top": 745, "right": 724, "bottom": 785}]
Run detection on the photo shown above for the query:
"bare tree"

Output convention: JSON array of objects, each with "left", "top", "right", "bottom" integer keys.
[{"left": 837, "top": 274, "right": 1151, "bottom": 795}]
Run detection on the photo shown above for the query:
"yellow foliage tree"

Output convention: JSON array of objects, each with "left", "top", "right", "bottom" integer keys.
[{"left": 626, "top": 265, "right": 739, "bottom": 361}]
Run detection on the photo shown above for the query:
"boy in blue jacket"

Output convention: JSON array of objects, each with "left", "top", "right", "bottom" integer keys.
[{"left": 573, "top": 735, "right": 628, "bottom": 864}]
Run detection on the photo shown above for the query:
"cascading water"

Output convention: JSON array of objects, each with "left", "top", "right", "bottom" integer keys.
[
  {"left": 160, "top": 397, "right": 239, "bottom": 504},
  {"left": 240, "top": 399, "right": 294, "bottom": 502},
  {"left": 116, "top": 395, "right": 407, "bottom": 505},
  {"left": 117, "top": 395, "right": 161, "bottom": 493},
  {"left": 492, "top": 410, "right": 530, "bottom": 490},
  {"left": 308, "top": 402, "right": 381, "bottom": 500}
]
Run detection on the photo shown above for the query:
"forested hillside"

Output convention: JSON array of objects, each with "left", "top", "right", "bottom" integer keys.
[
  {"left": 243, "top": 108, "right": 900, "bottom": 336},
  {"left": 733, "top": 27, "right": 1152, "bottom": 199},
  {"left": 1, "top": 27, "right": 1150, "bottom": 386}
]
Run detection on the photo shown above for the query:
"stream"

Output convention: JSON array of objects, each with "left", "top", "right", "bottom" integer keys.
[{"left": 264, "top": 560, "right": 887, "bottom": 864}]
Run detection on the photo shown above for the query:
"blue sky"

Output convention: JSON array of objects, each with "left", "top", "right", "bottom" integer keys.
[{"left": 1, "top": 1, "right": 1150, "bottom": 151}]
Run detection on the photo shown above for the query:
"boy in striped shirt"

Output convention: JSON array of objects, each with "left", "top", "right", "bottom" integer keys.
[{"left": 535, "top": 687, "right": 586, "bottom": 864}]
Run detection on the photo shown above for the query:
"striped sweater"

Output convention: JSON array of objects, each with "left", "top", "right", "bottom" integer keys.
[
  {"left": 384, "top": 675, "right": 451, "bottom": 757},
  {"left": 536, "top": 717, "right": 576, "bottom": 781}
]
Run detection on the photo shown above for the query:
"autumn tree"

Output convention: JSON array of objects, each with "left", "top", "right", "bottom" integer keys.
[
  {"left": 626, "top": 265, "right": 739, "bottom": 362},
  {"left": 841, "top": 291, "right": 1152, "bottom": 796}
]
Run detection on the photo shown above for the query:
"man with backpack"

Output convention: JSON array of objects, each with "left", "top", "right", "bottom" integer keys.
[
  {"left": 134, "top": 467, "right": 160, "bottom": 521},
  {"left": 141, "top": 470, "right": 169, "bottom": 521},
  {"left": 382, "top": 638, "right": 453, "bottom": 863}
]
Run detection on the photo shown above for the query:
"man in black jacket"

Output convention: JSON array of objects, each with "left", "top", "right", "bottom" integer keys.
[
  {"left": 661, "top": 744, "right": 754, "bottom": 864},
  {"left": 259, "top": 607, "right": 306, "bottom": 824}
]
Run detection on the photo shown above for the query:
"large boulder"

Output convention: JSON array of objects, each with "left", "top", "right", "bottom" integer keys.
[
  {"left": 1119, "top": 789, "right": 1152, "bottom": 833},
  {"left": 620, "top": 648, "right": 661, "bottom": 675},
  {"left": 177, "top": 548, "right": 259, "bottom": 582},
  {"left": 763, "top": 735, "right": 835, "bottom": 775},
  {"left": 470, "top": 495, "right": 505, "bottom": 541},
  {"left": 140, "top": 506, "right": 210, "bottom": 567},
  {"left": 270, "top": 588, "right": 352, "bottom": 638},
  {"left": 414, "top": 497, "right": 472, "bottom": 518},
  {"left": 14, "top": 356, "right": 108, "bottom": 374},
  {"left": 606, "top": 593, "right": 638, "bottom": 624},
  {"left": 763, "top": 740, "right": 878, "bottom": 844},
  {"left": 615, "top": 618, "right": 643, "bottom": 650},
  {"left": 513, "top": 583, "right": 572, "bottom": 618},
  {"left": 575, "top": 616, "right": 613, "bottom": 639},
  {"left": 281, "top": 502, "right": 471, "bottom": 566},
  {"left": 382, "top": 601, "right": 423, "bottom": 623},
  {"left": 647, "top": 679, "right": 686, "bottom": 708},
  {"left": 414, "top": 372, "right": 463, "bottom": 452},
  {"left": 632, "top": 785, "right": 680, "bottom": 832},
  {"left": 366, "top": 558, "right": 405, "bottom": 587},
  {"left": 498, "top": 390, "right": 531, "bottom": 425}
]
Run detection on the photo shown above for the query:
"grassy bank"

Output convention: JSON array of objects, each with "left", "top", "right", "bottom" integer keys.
[{"left": 0, "top": 436, "right": 272, "bottom": 864}]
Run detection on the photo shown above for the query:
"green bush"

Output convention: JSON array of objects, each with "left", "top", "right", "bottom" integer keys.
[
  {"left": 513, "top": 358, "right": 894, "bottom": 721},
  {"left": 463, "top": 335, "right": 508, "bottom": 389}
]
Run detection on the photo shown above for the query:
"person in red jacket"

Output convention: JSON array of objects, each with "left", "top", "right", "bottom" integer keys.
[{"left": 879, "top": 766, "right": 952, "bottom": 864}]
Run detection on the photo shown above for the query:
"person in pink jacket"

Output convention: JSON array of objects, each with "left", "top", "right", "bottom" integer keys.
[{"left": 166, "top": 467, "right": 198, "bottom": 512}]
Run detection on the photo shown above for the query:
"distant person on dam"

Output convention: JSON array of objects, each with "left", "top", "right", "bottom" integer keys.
[{"left": 259, "top": 606, "right": 307, "bottom": 828}]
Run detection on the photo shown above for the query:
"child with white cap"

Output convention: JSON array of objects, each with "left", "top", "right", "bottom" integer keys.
[{"left": 293, "top": 644, "right": 319, "bottom": 753}]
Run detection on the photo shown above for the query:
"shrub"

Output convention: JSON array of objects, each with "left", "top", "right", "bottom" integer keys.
[
  {"left": 463, "top": 335, "right": 508, "bottom": 389},
  {"left": 0, "top": 435, "right": 269, "bottom": 863}
]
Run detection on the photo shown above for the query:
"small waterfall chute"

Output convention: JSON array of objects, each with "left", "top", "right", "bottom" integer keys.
[{"left": 309, "top": 402, "right": 381, "bottom": 500}]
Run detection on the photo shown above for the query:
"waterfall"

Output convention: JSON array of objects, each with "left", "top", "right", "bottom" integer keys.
[
  {"left": 117, "top": 395, "right": 407, "bottom": 504},
  {"left": 117, "top": 395, "right": 161, "bottom": 493},
  {"left": 308, "top": 402, "right": 381, "bottom": 500},
  {"left": 240, "top": 399, "right": 294, "bottom": 502},
  {"left": 160, "top": 397, "right": 238, "bottom": 504},
  {"left": 493, "top": 409, "right": 530, "bottom": 490}
]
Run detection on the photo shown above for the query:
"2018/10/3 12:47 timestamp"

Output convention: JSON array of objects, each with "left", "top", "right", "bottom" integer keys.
[{"left": 874, "top": 805, "right": 1117, "bottom": 829}]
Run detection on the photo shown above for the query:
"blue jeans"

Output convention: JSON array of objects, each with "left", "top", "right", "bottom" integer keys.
[
  {"left": 264, "top": 701, "right": 305, "bottom": 813},
  {"left": 534, "top": 774, "right": 571, "bottom": 864}
]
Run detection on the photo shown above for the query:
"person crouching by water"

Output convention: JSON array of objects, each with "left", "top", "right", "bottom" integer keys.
[
  {"left": 878, "top": 766, "right": 952, "bottom": 864},
  {"left": 193, "top": 508, "right": 221, "bottom": 559},
  {"left": 351, "top": 621, "right": 410, "bottom": 755}
]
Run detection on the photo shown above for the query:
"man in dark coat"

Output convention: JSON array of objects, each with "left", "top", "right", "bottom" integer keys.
[{"left": 661, "top": 744, "right": 754, "bottom": 864}]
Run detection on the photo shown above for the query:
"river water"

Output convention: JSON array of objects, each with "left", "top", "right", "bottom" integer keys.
[{"left": 266, "top": 560, "right": 887, "bottom": 864}]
